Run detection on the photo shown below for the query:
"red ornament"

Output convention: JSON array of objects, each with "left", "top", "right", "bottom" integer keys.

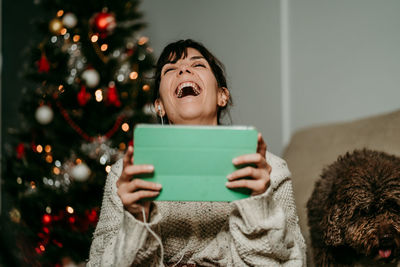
[
  {"left": 93, "top": 12, "right": 116, "bottom": 34},
  {"left": 37, "top": 53, "right": 50, "bottom": 73},
  {"left": 52, "top": 239, "right": 63, "bottom": 248},
  {"left": 106, "top": 82, "right": 121, "bottom": 107},
  {"left": 68, "top": 216, "right": 76, "bottom": 224},
  {"left": 42, "top": 214, "right": 52, "bottom": 224},
  {"left": 16, "top": 143, "right": 25, "bottom": 159},
  {"left": 86, "top": 208, "right": 99, "bottom": 224},
  {"left": 77, "top": 85, "right": 91, "bottom": 106}
]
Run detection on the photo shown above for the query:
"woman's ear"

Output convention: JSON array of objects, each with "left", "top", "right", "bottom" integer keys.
[
  {"left": 154, "top": 99, "right": 165, "bottom": 117},
  {"left": 217, "top": 87, "right": 230, "bottom": 107}
]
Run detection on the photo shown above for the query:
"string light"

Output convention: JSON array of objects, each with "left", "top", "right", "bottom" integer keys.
[
  {"left": 39, "top": 245, "right": 45, "bottom": 252},
  {"left": 46, "top": 206, "right": 52, "bottom": 214},
  {"left": 121, "top": 123, "right": 129, "bottom": 132},
  {"left": 95, "top": 89, "right": 103, "bottom": 102},
  {"left": 73, "top": 35, "right": 80, "bottom": 42},
  {"left": 129, "top": 71, "right": 138, "bottom": 80},
  {"left": 91, "top": 35, "right": 99, "bottom": 43},
  {"left": 31, "top": 181, "right": 36, "bottom": 189},
  {"left": 138, "top": 36, "right": 149, "bottom": 45},
  {"left": 53, "top": 167, "right": 60, "bottom": 175},
  {"left": 45, "top": 145, "right": 52, "bottom": 153},
  {"left": 100, "top": 44, "right": 108, "bottom": 51},
  {"left": 16, "top": 177, "right": 22, "bottom": 184},
  {"left": 105, "top": 165, "right": 111, "bottom": 173},
  {"left": 119, "top": 143, "right": 126, "bottom": 150},
  {"left": 66, "top": 206, "right": 74, "bottom": 214},
  {"left": 75, "top": 158, "right": 82, "bottom": 164},
  {"left": 142, "top": 84, "right": 150, "bottom": 91},
  {"left": 60, "top": 28, "right": 67, "bottom": 35},
  {"left": 36, "top": 145, "right": 43, "bottom": 153},
  {"left": 58, "top": 85, "right": 64, "bottom": 92},
  {"left": 45, "top": 155, "right": 53, "bottom": 163},
  {"left": 57, "top": 10, "right": 64, "bottom": 17}
]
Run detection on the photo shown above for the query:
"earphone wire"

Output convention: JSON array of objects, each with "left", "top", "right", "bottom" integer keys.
[
  {"left": 158, "top": 105, "right": 164, "bottom": 126},
  {"left": 141, "top": 207, "right": 165, "bottom": 266}
]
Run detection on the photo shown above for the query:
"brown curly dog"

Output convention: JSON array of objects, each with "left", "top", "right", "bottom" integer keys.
[{"left": 307, "top": 149, "right": 400, "bottom": 266}]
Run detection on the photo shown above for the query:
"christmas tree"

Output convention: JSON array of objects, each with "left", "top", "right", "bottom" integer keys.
[{"left": 2, "top": 0, "right": 155, "bottom": 265}]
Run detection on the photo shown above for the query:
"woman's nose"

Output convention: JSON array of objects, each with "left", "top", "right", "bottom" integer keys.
[{"left": 178, "top": 64, "right": 192, "bottom": 75}]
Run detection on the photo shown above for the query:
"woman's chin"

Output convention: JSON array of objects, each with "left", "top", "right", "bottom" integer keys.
[{"left": 172, "top": 111, "right": 217, "bottom": 125}]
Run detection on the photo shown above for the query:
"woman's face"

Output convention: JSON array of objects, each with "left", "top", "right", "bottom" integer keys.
[{"left": 155, "top": 48, "right": 228, "bottom": 125}]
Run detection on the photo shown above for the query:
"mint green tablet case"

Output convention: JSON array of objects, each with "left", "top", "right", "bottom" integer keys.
[{"left": 133, "top": 124, "right": 258, "bottom": 202}]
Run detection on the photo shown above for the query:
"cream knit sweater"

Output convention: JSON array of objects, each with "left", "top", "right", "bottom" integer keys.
[{"left": 87, "top": 151, "right": 306, "bottom": 266}]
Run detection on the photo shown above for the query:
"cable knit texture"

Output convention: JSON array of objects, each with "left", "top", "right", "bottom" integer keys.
[{"left": 87, "top": 151, "right": 306, "bottom": 266}]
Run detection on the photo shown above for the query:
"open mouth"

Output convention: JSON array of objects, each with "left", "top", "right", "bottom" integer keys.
[
  {"left": 378, "top": 248, "right": 392, "bottom": 259},
  {"left": 175, "top": 82, "right": 201, "bottom": 98}
]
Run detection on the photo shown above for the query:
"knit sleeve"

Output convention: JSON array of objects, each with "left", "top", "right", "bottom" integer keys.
[
  {"left": 229, "top": 153, "right": 306, "bottom": 266},
  {"left": 87, "top": 159, "right": 163, "bottom": 267},
  {"left": 193, "top": 153, "right": 306, "bottom": 266}
]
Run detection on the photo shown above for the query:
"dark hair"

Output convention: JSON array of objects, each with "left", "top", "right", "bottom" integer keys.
[{"left": 153, "top": 39, "right": 231, "bottom": 124}]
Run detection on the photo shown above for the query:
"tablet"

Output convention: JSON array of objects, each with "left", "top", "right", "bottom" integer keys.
[{"left": 133, "top": 124, "right": 258, "bottom": 202}]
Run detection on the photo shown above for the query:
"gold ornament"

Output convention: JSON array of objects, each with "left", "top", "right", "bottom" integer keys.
[
  {"left": 9, "top": 208, "right": 21, "bottom": 224},
  {"left": 49, "top": 18, "right": 63, "bottom": 34}
]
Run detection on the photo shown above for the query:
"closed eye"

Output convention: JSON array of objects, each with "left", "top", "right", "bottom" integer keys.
[
  {"left": 163, "top": 67, "right": 176, "bottom": 75},
  {"left": 193, "top": 63, "right": 206, "bottom": 68}
]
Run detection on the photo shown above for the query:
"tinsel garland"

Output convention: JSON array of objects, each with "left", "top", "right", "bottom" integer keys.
[{"left": 56, "top": 101, "right": 125, "bottom": 141}]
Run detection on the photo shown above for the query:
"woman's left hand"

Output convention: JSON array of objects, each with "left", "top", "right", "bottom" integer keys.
[{"left": 226, "top": 133, "right": 272, "bottom": 196}]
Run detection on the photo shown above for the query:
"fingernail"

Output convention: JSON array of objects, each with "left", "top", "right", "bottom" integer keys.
[
  {"left": 226, "top": 174, "right": 232, "bottom": 180},
  {"left": 232, "top": 158, "right": 238, "bottom": 164},
  {"left": 156, "top": 183, "right": 162, "bottom": 189},
  {"left": 147, "top": 165, "right": 154, "bottom": 171},
  {"left": 225, "top": 182, "right": 231, "bottom": 187}
]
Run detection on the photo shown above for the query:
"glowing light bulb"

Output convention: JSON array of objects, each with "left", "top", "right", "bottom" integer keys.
[
  {"left": 53, "top": 167, "right": 60, "bottom": 175},
  {"left": 105, "top": 165, "right": 111, "bottom": 173},
  {"left": 129, "top": 71, "right": 138, "bottom": 80},
  {"left": 95, "top": 89, "right": 103, "bottom": 102},
  {"left": 36, "top": 145, "right": 43, "bottom": 153},
  {"left": 142, "top": 84, "right": 150, "bottom": 91},
  {"left": 46, "top": 155, "right": 53, "bottom": 163},
  {"left": 121, "top": 123, "right": 129, "bottom": 132},
  {"left": 100, "top": 44, "right": 108, "bottom": 51},
  {"left": 138, "top": 36, "right": 149, "bottom": 45},
  {"left": 66, "top": 206, "right": 74, "bottom": 214},
  {"left": 91, "top": 35, "right": 99, "bottom": 43}
]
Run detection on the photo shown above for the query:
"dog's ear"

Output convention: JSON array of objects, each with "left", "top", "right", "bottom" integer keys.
[{"left": 324, "top": 204, "right": 344, "bottom": 246}]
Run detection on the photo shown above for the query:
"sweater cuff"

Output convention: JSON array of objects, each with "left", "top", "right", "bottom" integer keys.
[
  {"left": 110, "top": 207, "right": 162, "bottom": 265},
  {"left": 232, "top": 186, "right": 280, "bottom": 228}
]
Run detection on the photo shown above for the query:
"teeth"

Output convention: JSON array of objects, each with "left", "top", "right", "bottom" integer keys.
[{"left": 176, "top": 82, "right": 200, "bottom": 98}]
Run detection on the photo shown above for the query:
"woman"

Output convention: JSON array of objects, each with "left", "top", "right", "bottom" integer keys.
[{"left": 88, "top": 39, "right": 306, "bottom": 266}]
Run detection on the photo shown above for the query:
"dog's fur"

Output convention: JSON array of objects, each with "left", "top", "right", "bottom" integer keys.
[{"left": 307, "top": 149, "right": 400, "bottom": 266}]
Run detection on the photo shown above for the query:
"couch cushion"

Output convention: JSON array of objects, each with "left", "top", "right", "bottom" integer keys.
[{"left": 283, "top": 109, "right": 400, "bottom": 266}]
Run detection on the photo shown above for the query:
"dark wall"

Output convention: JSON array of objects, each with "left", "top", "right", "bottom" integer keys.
[
  {"left": 2, "top": 0, "right": 41, "bottom": 146},
  {"left": 1, "top": 2, "right": 41, "bottom": 263}
]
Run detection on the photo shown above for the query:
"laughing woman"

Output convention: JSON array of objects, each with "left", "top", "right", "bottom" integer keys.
[{"left": 88, "top": 39, "right": 306, "bottom": 266}]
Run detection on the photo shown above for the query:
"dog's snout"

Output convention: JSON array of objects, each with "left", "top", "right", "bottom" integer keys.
[
  {"left": 378, "top": 225, "right": 395, "bottom": 246},
  {"left": 379, "top": 235, "right": 394, "bottom": 247}
]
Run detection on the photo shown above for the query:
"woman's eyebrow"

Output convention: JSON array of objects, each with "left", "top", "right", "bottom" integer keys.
[{"left": 190, "top": 56, "right": 205, "bottom": 61}]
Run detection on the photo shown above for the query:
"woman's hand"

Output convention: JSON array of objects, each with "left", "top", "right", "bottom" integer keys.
[
  {"left": 116, "top": 146, "right": 162, "bottom": 222},
  {"left": 226, "top": 133, "right": 272, "bottom": 196}
]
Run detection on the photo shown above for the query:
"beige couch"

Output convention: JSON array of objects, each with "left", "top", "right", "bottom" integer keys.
[{"left": 283, "top": 109, "right": 400, "bottom": 266}]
